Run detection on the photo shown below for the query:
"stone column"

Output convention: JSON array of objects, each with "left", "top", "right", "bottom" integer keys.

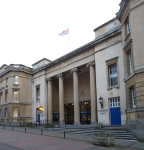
[
  {"left": 71, "top": 68, "right": 80, "bottom": 125},
  {"left": 86, "top": 61, "right": 97, "bottom": 124},
  {"left": 47, "top": 77, "right": 54, "bottom": 124},
  {"left": 57, "top": 73, "right": 65, "bottom": 124}
]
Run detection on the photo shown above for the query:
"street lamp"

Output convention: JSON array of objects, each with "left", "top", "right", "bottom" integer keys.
[
  {"left": 99, "top": 96, "right": 103, "bottom": 109},
  {"left": 39, "top": 106, "right": 43, "bottom": 111}
]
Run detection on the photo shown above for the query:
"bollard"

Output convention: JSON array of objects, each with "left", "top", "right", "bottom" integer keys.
[
  {"left": 53, "top": 124, "right": 54, "bottom": 131},
  {"left": 4, "top": 125, "right": 5, "bottom": 130},
  {"left": 25, "top": 124, "right": 26, "bottom": 133},
  {"left": 41, "top": 126, "right": 43, "bottom": 135},
  {"left": 12, "top": 125, "right": 14, "bottom": 131},
  {"left": 64, "top": 128, "right": 65, "bottom": 138}
]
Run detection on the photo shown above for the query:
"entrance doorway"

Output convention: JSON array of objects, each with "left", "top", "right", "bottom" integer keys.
[
  {"left": 109, "top": 98, "right": 121, "bottom": 126},
  {"left": 36, "top": 108, "right": 40, "bottom": 124},
  {"left": 64, "top": 103, "right": 74, "bottom": 124},
  {"left": 80, "top": 101, "right": 91, "bottom": 124}
]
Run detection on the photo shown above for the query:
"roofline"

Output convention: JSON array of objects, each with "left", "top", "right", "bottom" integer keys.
[
  {"left": 93, "top": 17, "right": 117, "bottom": 32},
  {"left": 32, "top": 58, "right": 52, "bottom": 66},
  {"left": 0, "top": 64, "right": 8, "bottom": 69}
]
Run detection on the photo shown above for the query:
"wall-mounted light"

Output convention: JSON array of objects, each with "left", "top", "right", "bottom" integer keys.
[
  {"left": 39, "top": 106, "right": 44, "bottom": 111},
  {"left": 99, "top": 96, "right": 103, "bottom": 109}
]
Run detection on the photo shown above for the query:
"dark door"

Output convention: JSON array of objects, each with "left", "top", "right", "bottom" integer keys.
[{"left": 38, "top": 114, "right": 40, "bottom": 122}]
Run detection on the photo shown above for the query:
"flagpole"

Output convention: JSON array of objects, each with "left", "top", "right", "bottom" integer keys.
[{"left": 68, "top": 26, "right": 70, "bottom": 51}]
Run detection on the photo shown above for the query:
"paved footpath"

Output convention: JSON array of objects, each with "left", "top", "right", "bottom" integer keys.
[{"left": 0, "top": 126, "right": 144, "bottom": 150}]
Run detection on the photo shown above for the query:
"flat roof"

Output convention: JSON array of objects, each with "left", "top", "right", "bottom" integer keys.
[{"left": 93, "top": 17, "right": 117, "bottom": 32}]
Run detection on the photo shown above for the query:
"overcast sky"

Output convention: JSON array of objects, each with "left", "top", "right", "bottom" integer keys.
[{"left": 0, "top": 0, "right": 121, "bottom": 68}]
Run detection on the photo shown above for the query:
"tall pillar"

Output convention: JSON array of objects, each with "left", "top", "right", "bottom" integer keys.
[
  {"left": 57, "top": 73, "right": 65, "bottom": 124},
  {"left": 71, "top": 68, "right": 80, "bottom": 125},
  {"left": 86, "top": 61, "right": 97, "bottom": 124},
  {"left": 47, "top": 77, "right": 54, "bottom": 123}
]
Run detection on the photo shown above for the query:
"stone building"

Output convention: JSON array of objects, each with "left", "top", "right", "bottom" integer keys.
[
  {"left": 116, "top": 0, "right": 144, "bottom": 141},
  {"left": 0, "top": 64, "right": 32, "bottom": 126},
  {"left": 0, "top": 0, "right": 144, "bottom": 141}
]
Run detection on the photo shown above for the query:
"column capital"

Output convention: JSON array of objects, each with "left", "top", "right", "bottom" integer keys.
[
  {"left": 71, "top": 68, "right": 81, "bottom": 73},
  {"left": 57, "top": 73, "right": 65, "bottom": 78},
  {"left": 46, "top": 77, "right": 54, "bottom": 82},
  {"left": 86, "top": 61, "right": 95, "bottom": 68}
]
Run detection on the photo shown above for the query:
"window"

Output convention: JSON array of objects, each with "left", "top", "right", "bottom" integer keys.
[
  {"left": 109, "top": 98, "right": 120, "bottom": 108},
  {"left": 13, "top": 108, "right": 18, "bottom": 117},
  {"left": 5, "top": 108, "right": 7, "bottom": 117},
  {"left": 14, "top": 91, "right": 18, "bottom": 102},
  {"left": 6, "top": 78, "right": 8, "bottom": 86},
  {"left": 126, "top": 20, "right": 130, "bottom": 35},
  {"left": 5, "top": 92, "right": 8, "bottom": 103},
  {"left": 129, "top": 52, "right": 133, "bottom": 75},
  {"left": 0, "top": 110, "right": 1, "bottom": 118},
  {"left": 14, "top": 76, "right": 19, "bottom": 84},
  {"left": 109, "top": 65, "right": 118, "bottom": 87},
  {"left": 1, "top": 81, "right": 2, "bottom": 88},
  {"left": 132, "top": 87, "right": 136, "bottom": 108},
  {"left": 0, "top": 95, "right": 2, "bottom": 104},
  {"left": 37, "top": 88, "right": 40, "bottom": 101}
]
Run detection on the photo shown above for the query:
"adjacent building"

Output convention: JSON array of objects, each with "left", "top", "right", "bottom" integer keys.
[{"left": 0, "top": 64, "right": 32, "bottom": 126}]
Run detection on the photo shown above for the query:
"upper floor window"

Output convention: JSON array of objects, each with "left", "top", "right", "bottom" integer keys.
[
  {"left": 129, "top": 52, "right": 133, "bottom": 75},
  {"left": 5, "top": 108, "right": 7, "bottom": 117},
  {"left": 37, "top": 87, "right": 40, "bottom": 101},
  {"left": 13, "top": 108, "right": 18, "bottom": 117},
  {"left": 5, "top": 92, "right": 8, "bottom": 103},
  {"left": 109, "top": 65, "right": 118, "bottom": 87},
  {"left": 1, "top": 81, "right": 2, "bottom": 88},
  {"left": 132, "top": 87, "right": 136, "bottom": 108},
  {"left": 14, "top": 91, "right": 18, "bottom": 102},
  {"left": 6, "top": 78, "right": 8, "bottom": 86},
  {"left": 0, "top": 94, "right": 2, "bottom": 104},
  {"left": 126, "top": 20, "right": 130, "bottom": 35},
  {"left": 14, "top": 76, "right": 19, "bottom": 84}
]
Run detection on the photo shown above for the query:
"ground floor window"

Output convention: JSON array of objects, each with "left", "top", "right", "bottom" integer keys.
[
  {"left": 13, "top": 108, "right": 18, "bottom": 117},
  {"left": 80, "top": 101, "right": 91, "bottom": 124},
  {"left": 5, "top": 108, "right": 7, "bottom": 117},
  {"left": 64, "top": 101, "right": 91, "bottom": 125}
]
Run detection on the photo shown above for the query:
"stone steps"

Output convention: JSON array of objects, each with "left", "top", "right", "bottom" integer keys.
[{"left": 45, "top": 127, "right": 138, "bottom": 142}]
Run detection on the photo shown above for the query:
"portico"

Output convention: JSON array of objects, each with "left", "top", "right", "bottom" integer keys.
[{"left": 46, "top": 61, "right": 97, "bottom": 125}]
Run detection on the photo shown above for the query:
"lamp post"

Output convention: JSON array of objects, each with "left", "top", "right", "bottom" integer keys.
[{"left": 99, "top": 96, "right": 103, "bottom": 109}]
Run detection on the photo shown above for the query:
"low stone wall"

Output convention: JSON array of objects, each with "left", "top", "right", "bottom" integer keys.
[
  {"left": 126, "top": 119, "right": 144, "bottom": 142},
  {"left": 93, "top": 132, "right": 114, "bottom": 147}
]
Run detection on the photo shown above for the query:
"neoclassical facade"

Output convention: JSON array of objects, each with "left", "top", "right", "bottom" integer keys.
[{"left": 0, "top": 0, "right": 144, "bottom": 141}]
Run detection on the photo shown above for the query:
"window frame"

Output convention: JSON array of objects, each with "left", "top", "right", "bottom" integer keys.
[
  {"left": 109, "top": 65, "right": 118, "bottom": 87},
  {"left": 109, "top": 97, "right": 120, "bottom": 108},
  {"left": 6, "top": 78, "right": 8, "bottom": 86},
  {"left": 126, "top": 20, "right": 130, "bottom": 35},
  {"left": 129, "top": 52, "right": 133, "bottom": 75},
  {"left": 5, "top": 92, "right": 8, "bottom": 103},
  {"left": 14, "top": 91, "right": 19, "bottom": 102},
  {"left": 0, "top": 94, "right": 2, "bottom": 104},
  {"left": 132, "top": 87, "right": 136, "bottom": 108},
  {"left": 106, "top": 57, "right": 119, "bottom": 89},
  {"left": 14, "top": 76, "right": 19, "bottom": 85},
  {"left": 5, "top": 108, "right": 7, "bottom": 117},
  {"left": 13, "top": 108, "right": 18, "bottom": 117}
]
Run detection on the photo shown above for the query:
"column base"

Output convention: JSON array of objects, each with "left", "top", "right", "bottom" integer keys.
[
  {"left": 91, "top": 122, "right": 98, "bottom": 125},
  {"left": 59, "top": 121, "right": 65, "bottom": 125},
  {"left": 74, "top": 122, "right": 81, "bottom": 125}
]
